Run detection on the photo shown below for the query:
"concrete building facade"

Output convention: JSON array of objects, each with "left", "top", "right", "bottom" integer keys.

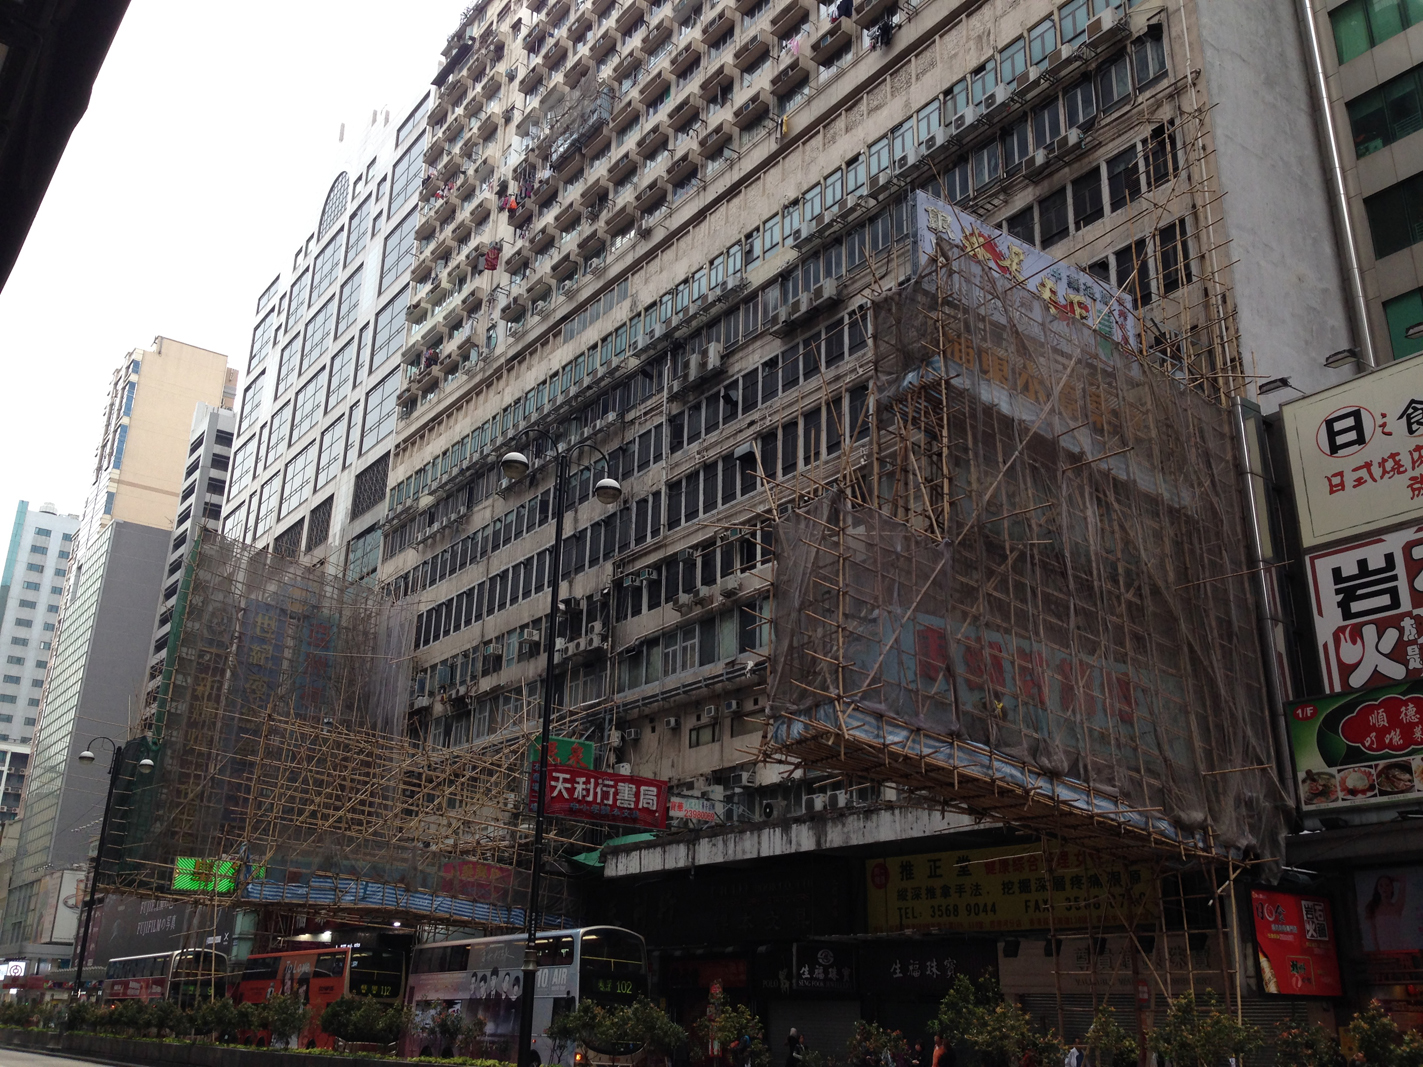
[
  {"left": 1305, "top": 0, "right": 1423, "bottom": 363},
  {"left": 223, "top": 100, "right": 428, "bottom": 584},
  {"left": 2, "top": 341, "right": 233, "bottom": 973}
]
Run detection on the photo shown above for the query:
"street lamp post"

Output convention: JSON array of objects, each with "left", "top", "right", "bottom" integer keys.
[
  {"left": 504, "top": 434, "right": 621, "bottom": 1067},
  {"left": 72, "top": 738, "right": 153, "bottom": 1000}
]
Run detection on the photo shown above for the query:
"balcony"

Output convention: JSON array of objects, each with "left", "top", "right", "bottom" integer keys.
[
  {"left": 696, "top": 117, "right": 732, "bottom": 157},
  {"left": 642, "top": 12, "right": 674, "bottom": 52},
  {"left": 634, "top": 123, "right": 669, "bottom": 157},
  {"left": 669, "top": 39, "right": 704, "bottom": 78},
  {"left": 770, "top": 51, "right": 813, "bottom": 94},
  {"left": 553, "top": 199, "right": 583, "bottom": 230},
  {"left": 577, "top": 224, "right": 605, "bottom": 255},
  {"left": 529, "top": 221, "right": 557, "bottom": 254},
  {"left": 699, "top": 60, "right": 733, "bottom": 100},
  {"left": 810, "top": 20, "right": 851, "bottom": 61},
  {"left": 608, "top": 149, "right": 638, "bottom": 182},
  {"left": 563, "top": 55, "right": 593, "bottom": 89},
  {"left": 475, "top": 109, "right": 499, "bottom": 139},
  {"left": 733, "top": 30, "right": 771, "bottom": 69},
  {"left": 770, "top": 0, "right": 811, "bottom": 35},
  {"left": 542, "top": 40, "right": 569, "bottom": 72},
  {"left": 590, "top": 26, "right": 619, "bottom": 59},
  {"left": 666, "top": 148, "right": 697, "bottom": 183},
  {"left": 604, "top": 199, "right": 636, "bottom": 232},
  {"left": 638, "top": 68, "right": 672, "bottom": 105},
  {"left": 731, "top": 87, "right": 770, "bottom": 127},
  {"left": 580, "top": 177, "right": 612, "bottom": 208},
  {"left": 500, "top": 295, "right": 529, "bottom": 322},
  {"left": 550, "top": 249, "right": 579, "bottom": 280},
  {"left": 701, "top": 9, "right": 734, "bottom": 42},
  {"left": 634, "top": 174, "right": 669, "bottom": 209},
  {"left": 518, "top": 65, "right": 544, "bottom": 94},
  {"left": 615, "top": 0, "right": 648, "bottom": 34}
]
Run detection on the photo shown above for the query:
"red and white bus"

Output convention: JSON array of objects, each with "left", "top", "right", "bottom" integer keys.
[
  {"left": 231, "top": 942, "right": 406, "bottom": 1049},
  {"left": 401, "top": 926, "right": 648, "bottom": 1062},
  {"left": 101, "top": 949, "right": 229, "bottom": 1007}
]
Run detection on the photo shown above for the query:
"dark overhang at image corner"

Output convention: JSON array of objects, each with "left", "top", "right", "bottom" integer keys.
[{"left": 0, "top": 0, "right": 132, "bottom": 294}]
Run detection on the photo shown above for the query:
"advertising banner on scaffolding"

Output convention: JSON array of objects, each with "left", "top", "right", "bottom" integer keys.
[
  {"left": 1281, "top": 355, "right": 1423, "bottom": 548},
  {"left": 864, "top": 843, "right": 1156, "bottom": 934},
  {"left": 914, "top": 191, "right": 1138, "bottom": 350},
  {"left": 529, "top": 765, "right": 667, "bottom": 829},
  {"left": 1250, "top": 888, "right": 1343, "bottom": 997},
  {"left": 1288, "top": 680, "right": 1423, "bottom": 812},
  {"left": 1305, "top": 523, "right": 1423, "bottom": 692}
]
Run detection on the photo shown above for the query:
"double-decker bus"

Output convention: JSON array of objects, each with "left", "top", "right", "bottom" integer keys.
[
  {"left": 401, "top": 926, "right": 648, "bottom": 1063},
  {"left": 101, "top": 949, "right": 229, "bottom": 1007},
  {"left": 231, "top": 941, "right": 407, "bottom": 1048}
]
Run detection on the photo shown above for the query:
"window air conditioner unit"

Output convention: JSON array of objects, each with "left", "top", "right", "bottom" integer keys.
[
  {"left": 920, "top": 123, "right": 949, "bottom": 153},
  {"left": 980, "top": 86, "right": 1012, "bottom": 122},
  {"left": 1085, "top": 6, "right": 1128, "bottom": 48},
  {"left": 1053, "top": 126, "right": 1086, "bottom": 159},
  {"left": 664, "top": 715, "right": 681, "bottom": 728},
  {"left": 1023, "top": 149, "right": 1050, "bottom": 178},
  {"left": 702, "top": 342, "right": 724, "bottom": 372},
  {"left": 728, "top": 767, "right": 757, "bottom": 788},
  {"left": 624, "top": 726, "right": 643, "bottom": 740},
  {"left": 614, "top": 762, "right": 633, "bottom": 774},
  {"left": 700, "top": 704, "right": 720, "bottom": 721},
  {"left": 723, "top": 699, "right": 742, "bottom": 714},
  {"left": 585, "top": 632, "right": 607, "bottom": 651},
  {"left": 866, "top": 171, "right": 888, "bottom": 195},
  {"left": 951, "top": 103, "right": 981, "bottom": 135},
  {"left": 810, "top": 277, "right": 839, "bottom": 306},
  {"left": 718, "top": 575, "right": 742, "bottom": 597},
  {"left": 672, "top": 592, "right": 698, "bottom": 614},
  {"left": 677, "top": 548, "right": 696, "bottom": 561},
  {"left": 1012, "top": 64, "right": 1043, "bottom": 97},
  {"left": 892, "top": 141, "right": 922, "bottom": 173},
  {"left": 1043, "top": 41, "right": 1078, "bottom": 76},
  {"left": 805, "top": 794, "right": 828, "bottom": 812}
]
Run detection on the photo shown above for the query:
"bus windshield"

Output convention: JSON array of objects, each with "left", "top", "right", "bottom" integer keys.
[{"left": 579, "top": 928, "right": 648, "bottom": 1006}]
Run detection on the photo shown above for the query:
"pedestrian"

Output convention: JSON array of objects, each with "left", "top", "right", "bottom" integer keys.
[
  {"left": 909, "top": 1040, "right": 925, "bottom": 1067},
  {"left": 931, "top": 1036, "right": 945, "bottom": 1067},
  {"left": 786, "top": 1028, "right": 804, "bottom": 1067}
]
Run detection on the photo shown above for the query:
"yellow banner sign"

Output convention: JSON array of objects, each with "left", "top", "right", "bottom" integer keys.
[{"left": 866, "top": 844, "right": 1156, "bottom": 934}]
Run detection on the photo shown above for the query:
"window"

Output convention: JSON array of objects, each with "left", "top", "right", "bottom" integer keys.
[
  {"left": 944, "top": 158, "right": 971, "bottom": 203},
  {"left": 1348, "top": 63, "right": 1423, "bottom": 158},
  {"left": 279, "top": 443, "right": 316, "bottom": 518},
  {"left": 946, "top": 78, "right": 969, "bottom": 118},
  {"left": 846, "top": 153, "right": 865, "bottom": 195},
  {"left": 111, "top": 425, "right": 129, "bottom": 470},
  {"left": 972, "top": 141, "right": 1001, "bottom": 188},
  {"left": 380, "top": 210, "right": 418, "bottom": 290},
  {"left": 310, "top": 233, "right": 342, "bottom": 297},
  {"left": 999, "top": 38, "right": 1027, "bottom": 84},
  {"left": 373, "top": 292, "right": 410, "bottom": 368},
  {"left": 346, "top": 196, "right": 372, "bottom": 265},
  {"left": 1157, "top": 219, "right": 1192, "bottom": 295},
  {"left": 230, "top": 437, "right": 257, "bottom": 494},
  {"left": 286, "top": 271, "right": 309, "bottom": 329},
  {"left": 361, "top": 372, "right": 400, "bottom": 452},
  {"left": 1060, "top": 0, "right": 1090, "bottom": 45},
  {"left": 292, "top": 371, "right": 325, "bottom": 441},
  {"left": 1332, "top": 0, "right": 1423, "bottom": 65},
  {"left": 970, "top": 60, "right": 997, "bottom": 105},
  {"left": 1004, "top": 206, "right": 1035, "bottom": 245},
  {"left": 389, "top": 137, "right": 426, "bottom": 210},
  {"left": 250, "top": 310, "right": 275, "bottom": 370},
  {"left": 1133, "top": 25, "right": 1166, "bottom": 86},
  {"left": 764, "top": 213, "right": 780, "bottom": 254},
  {"left": 1106, "top": 147, "right": 1141, "bottom": 211},
  {"left": 253, "top": 475, "right": 280, "bottom": 538},
  {"left": 336, "top": 267, "right": 363, "bottom": 336},
  {"left": 1114, "top": 238, "right": 1153, "bottom": 305},
  {"left": 1029, "top": 15, "right": 1058, "bottom": 63},
  {"left": 345, "top": 526, "right": 382, "bottom": 584},
  {"left": 256, "top": 275, "right": 280, "bottom": 313},
  {"left": 328, "top": 340, "right": 355, "bottom": 409},
  {"left": 302, "top": 297, "right": 336, "bottom": 368},
  {"left": 1002, "top": 119, "right": 1031, "bottom": 175},
  {"left": 239, "top": 371, "right": 265, "bottom": 433},
  {"left": 316, "top": 419, "right": 344, "bottom": 489},
  {"left": 1064, "top": 77, "right": 1095, "bottom": 128},
  {"left": 397, "top": 95, "right": 430, "bottom": 145},
  {"left": 1033, "top": 99, "right": 1062, "bottom": 149},
  {"left": 1366, "top": 172, "right": 1423, "bottom": 260},
  {"left": 266, "top": 402, "right": 291, "bottom": 464},
  {"left": 1073, "top": 169, "right": 1104, "bottom": 229},
  {"left": 1039, "top": 187, "right": 1069, "bottom": 247},
  {"left": 1097, "top": 52, "right": 1132, "bottom": 112},
  {"left": 277, "top": 337, "right": 300, "bottom": 396},
  {"left": 1383, "top": 286, "right": 1423, "bottom": 360}
]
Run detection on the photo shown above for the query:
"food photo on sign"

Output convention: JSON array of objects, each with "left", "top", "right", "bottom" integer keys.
[
  {"left": 1288, "top": 681, "right": 1423, "bottom": 814},
  {"left": 1249, "top": 888, "right": 1343, "bottom": 997}
]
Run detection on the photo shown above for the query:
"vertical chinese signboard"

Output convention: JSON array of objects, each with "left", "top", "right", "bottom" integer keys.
[
  {"left": 1250, "top": 888, "right": 1343, "bottom": 996},
  {"left": 1306, "top": 524, "right": 1423, "bottom": 692},
  {"left": 529, "top": 765, "right": 667, "bottom": 830},
  {"left": 1281, "top": 357, "right": 1423, "bottom": 548},
  {"left": 1288, "top": 682, "right": 1423, "bottom": 811}
]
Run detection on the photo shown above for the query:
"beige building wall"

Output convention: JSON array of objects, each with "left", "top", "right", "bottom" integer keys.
[{"left": 81, "top": 338, "right": 235, "bottom": 551}]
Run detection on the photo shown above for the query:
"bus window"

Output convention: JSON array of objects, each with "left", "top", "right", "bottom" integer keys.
[
  {"left": 241, "top": 955, "right": 282, "bottom": 982},
  {"left": 536, "top": 936, "right": 574, "bottom": 967},
  {"left": 580, "top": 929, "right": 649, "bottom": 1004},
  {"left": 412, "top": 942, "right": 470, "bottom": 974},
  {"left": 315, "top": 952, "right": 347, "bottom": 978},
  {"left": 349, "top": 946, "right": 404, "bottom": 1000}
]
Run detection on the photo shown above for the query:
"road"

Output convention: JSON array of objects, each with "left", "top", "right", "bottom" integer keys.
[{"left": 0, "top": 1050, "right": 169, "bottom": 1067}]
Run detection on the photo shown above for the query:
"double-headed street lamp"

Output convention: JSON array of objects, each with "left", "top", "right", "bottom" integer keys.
[
  {"left": 72, "top": 737, "right": 153, "bottom": 999},
  {"left": 502, "top": 431, "right": 621, "bottom": 1067}
]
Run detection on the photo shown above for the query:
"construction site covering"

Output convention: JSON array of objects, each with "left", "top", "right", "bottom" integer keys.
[{"left": 108, "top": 534, "right": 577, "bottom": 931}]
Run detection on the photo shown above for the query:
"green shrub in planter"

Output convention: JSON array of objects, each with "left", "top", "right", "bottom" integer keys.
[
  {"left": 255, "top": 993, "right": 312, "bottom": 1048},
  {"left": 320, "top": 995, "right": 413, "bottom": 1046}
]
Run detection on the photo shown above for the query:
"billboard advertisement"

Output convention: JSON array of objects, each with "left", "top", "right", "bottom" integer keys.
[
  {"left": 1281, "top": 356, "right": 1423, "bottom": 548},
  {"left": 1250, "top": 888, "right": 1343, "bottom": 996},
  {"left": 1288, "top": 681, "right": 1423, "bottom": 811},
  {"left": 1306, "top": 523, "right": 1423, "bottom": 693},
  {"left": 529, "top": 766, "right": 667, "bottom": 830},
  {"left": 1354, "top": 867, "right": 1423, "bottom": 996}
]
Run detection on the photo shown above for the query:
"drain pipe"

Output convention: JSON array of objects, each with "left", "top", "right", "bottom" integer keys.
[
  {"left": 1297, "top": 0, "right": 1378, "bottom": 368},
  {"left": 1233, "top": 398, "right": 1300, "bottom": 811}
]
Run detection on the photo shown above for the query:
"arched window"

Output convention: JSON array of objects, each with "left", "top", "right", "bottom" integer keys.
[{"left": 318, "top": 172, "right": 350, "bottom": 240}]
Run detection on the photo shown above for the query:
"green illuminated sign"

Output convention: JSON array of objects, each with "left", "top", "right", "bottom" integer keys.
[
  {"left": 526, "top": 736, "right": 595, "bottom": 769},
  {"left": 172, "top": 858, "right": 264, "bottom": 893}
]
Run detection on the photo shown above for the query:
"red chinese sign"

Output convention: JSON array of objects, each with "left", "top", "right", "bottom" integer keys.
[
  {"left": 1338, "top": 694, "right": 1423, "bottom": 754},
  {"left": 1250, "top": 889, "right": 1342, "bottom": 997},
  {"left": 529, "top": 766, "right": 667, "bottom": 829},
  {"left": 1307, "top": 524, "right": 1423, "bottom": 692}
]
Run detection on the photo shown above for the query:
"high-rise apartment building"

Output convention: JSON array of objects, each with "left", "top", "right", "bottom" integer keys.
[
  {"left": 223, "top": 100, "right": 428, "bottom": 582},
  {"left": 1305, "top": 0, "right": 1423, "bottom": 363},
  {"left": 2, "top": 341, "right": 233, "bottom": 973},
  {"left": 371, "top": 0, "right": 1361, "bottom": 1042}
]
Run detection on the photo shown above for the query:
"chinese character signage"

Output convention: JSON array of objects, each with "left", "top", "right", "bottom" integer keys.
[
  {"left": 1288, "top": 681, "right": 1423, "bottom": 811},
  {"left": 526, "top": 736, "right": 596, "bottom": 768},
  {"left": 1250, "top": 888, "right": 1343, "bottom": 997},
  {"left": 1307, "top": 524, "right": 1423, "bottom": 692},
  {"left": 668, "top": 796, "right": 718, "bottom": 822},
  {"left": 916, "top": 192, "right": 1138, "bottom": 350},
  {"left": 792, "top": 942, "right": 854, "bottom": 993},
  {"left": 530, "top": 766, "right": 667, "bottom": 829},
  {"left": 865, "top": 844, "right": 1156, "bottom": 934},
  {"left": 1281, "top": 358, "right": 1423, "bottom": 548},
  {"left": 858, "top": 938, "right": 998, "bottom": 995}
]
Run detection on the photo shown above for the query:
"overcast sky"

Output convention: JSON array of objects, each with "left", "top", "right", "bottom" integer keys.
[{"left": 0, "top": 0, "right": 471, "bottom": 523}]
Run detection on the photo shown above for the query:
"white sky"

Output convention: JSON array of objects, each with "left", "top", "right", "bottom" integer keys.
[{"left": 0, "top": 0, "right": 471, "bottom": 522}]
